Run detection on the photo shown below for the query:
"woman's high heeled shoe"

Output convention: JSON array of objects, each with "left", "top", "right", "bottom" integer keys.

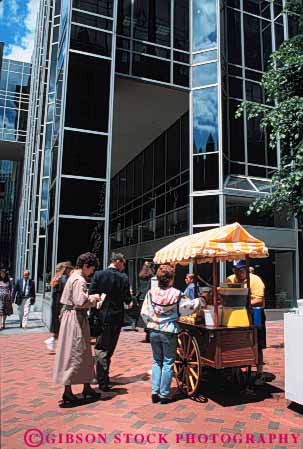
[
  {"left": 62, "top": 391, "right": 80, "bottom": 405},
  {"left": 82, "top": 386, "right": 101, "bottom": 400}
]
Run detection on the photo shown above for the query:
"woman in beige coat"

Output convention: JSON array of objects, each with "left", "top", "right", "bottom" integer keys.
[{"left": 53, "top": 252, "right": 101, "bottom": 405}]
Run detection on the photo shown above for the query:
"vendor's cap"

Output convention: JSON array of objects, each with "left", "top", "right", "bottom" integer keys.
[{"left": 233, "top": 260, "right": 247, "bottom": 269}]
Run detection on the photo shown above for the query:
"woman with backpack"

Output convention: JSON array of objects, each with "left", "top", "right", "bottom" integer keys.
[{"left": 141, "top": 265, "right": 201, "bottom": 404}]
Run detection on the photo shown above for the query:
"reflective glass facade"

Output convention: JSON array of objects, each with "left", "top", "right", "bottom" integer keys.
[
  {"left": 17, "top": 0, "right": 301, "bottom": 308},
  {"left": 16, "top": 0, "right": 57, "bottom": 291},
  {"left": 0, "top": 58, "right": 31, "bottom": 271},
  {"left": 0, "top": 59, "right": 31, "bottom": 142}
]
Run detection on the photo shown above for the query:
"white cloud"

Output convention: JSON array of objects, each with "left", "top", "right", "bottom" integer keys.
[
  {"left": 193, "top": 0, "right": 217, "bottom": 51},
  {"left": 193, "top": 87, "right": 218, "bottom": 153},
  {"left": 1, "top": 0, "right": 19, "bottom": 26},
  {"left": 5, "top": 0, "right": 40, "bottom": 62},
  {"left": 10, "top": 0, "right": 18, "bottom": 21}
]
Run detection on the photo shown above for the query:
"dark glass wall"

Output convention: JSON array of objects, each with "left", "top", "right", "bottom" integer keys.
[
  {"left": 110, "top": 112, "right": 189, "bottom": 249},
  {"left": 115, "top": 0, "right": 190, "bottom": 87},
  {"left": 223, "top": 0, "right": 281, "bottom": 179},
  {"left": 0, "top": 161, "right": 22, "bottom": 270}
]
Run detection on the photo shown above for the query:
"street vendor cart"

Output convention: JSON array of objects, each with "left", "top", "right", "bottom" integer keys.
[{"left": 154, "top": 222, "right": 268, "bottom": 397}]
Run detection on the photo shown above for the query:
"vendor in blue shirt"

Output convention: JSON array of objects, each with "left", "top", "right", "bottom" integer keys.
[{"left": 184, "top": 274, "right": 196, "bottom": 300}]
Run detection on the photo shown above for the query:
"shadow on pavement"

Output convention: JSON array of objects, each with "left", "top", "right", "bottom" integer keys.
[
  {"left": 101, "top": 387, "right": 129, "bottom": 401},
  {"left": 110, "top": 372, "right": 151, "bottom": 385},
  {"left": 287, "top": 402, "right": 303, "bottom": 415},
  {"left": 186, "top": 368, "right": 283, "bottom": 407},
  {"left": 269, "top": 343, "right": 284, "bottom": 349},
  {"left": 198, "top": 381, "right": 284, "bottom": 407}
]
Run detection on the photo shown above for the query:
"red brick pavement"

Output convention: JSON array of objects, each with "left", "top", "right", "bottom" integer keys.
[{"left": 1, "top": 322, "right": 302, "bottom": 449}]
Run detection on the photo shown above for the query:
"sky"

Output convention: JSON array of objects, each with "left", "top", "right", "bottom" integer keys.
[{"left": 0, "top": 0, "right": 40, "bottom": 62}]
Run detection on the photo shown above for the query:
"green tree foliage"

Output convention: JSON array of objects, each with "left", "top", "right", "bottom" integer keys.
[{"left": 236, "top": 2, "right": 303, "bottom": 221}]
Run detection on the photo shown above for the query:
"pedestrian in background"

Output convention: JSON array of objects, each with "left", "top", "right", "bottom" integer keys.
[
  {"left": 53, "top": 252, "right": 101, "bottom": 405},
  {"left": 0, "top": 268, "right": 13, "bottom": 330},
  {"left": 141, "top": 265, "right": 201, "bottom": 404},
  {"left": 184, "top": 273, "right": 196, "bottom": 300},
  {"left": 89, "top": 252, "right": 132, "bottom": 391},
  {"left": 137, "top": 261, "right": 155, "bottom": 342},
  {"left": 44, "top": 261, "right": 73, "bottom": 351},
  {"left": 13, "top": 270, "right": 36, "bottom": 329},
  {"left": 123, "top": 287, "right": 139, "bottom": 331}
]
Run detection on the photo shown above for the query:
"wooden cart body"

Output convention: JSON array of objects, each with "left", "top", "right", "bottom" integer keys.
[
  {"left": 179, "top": 322, "right": 258, "bottom": 369},
  {"left": 173, "top": 321, "right": 259, "bottom": 396}
]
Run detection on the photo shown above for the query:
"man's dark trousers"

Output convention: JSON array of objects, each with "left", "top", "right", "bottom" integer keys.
[
  {"left": 89, "top": 267, "right": 132, "bottom": 387},
  {"left": 95, "top": 323, "right": 121, "bottom": 387}
]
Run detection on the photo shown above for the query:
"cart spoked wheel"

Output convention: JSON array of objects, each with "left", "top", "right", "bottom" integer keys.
[{"left": 174, "top": 330, "right": 201, "bottom": 397}]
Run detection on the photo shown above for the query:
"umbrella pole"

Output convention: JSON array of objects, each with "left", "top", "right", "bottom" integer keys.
[
  {"left": 246, "top": 255, "right": 252, "bottom": 325},
  {"left": 213, "top": 258, "right": 219, "bottom": 327}
]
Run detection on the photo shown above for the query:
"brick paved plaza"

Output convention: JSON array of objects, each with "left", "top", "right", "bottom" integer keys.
[{"left": 1, "top": 319, "right": 303, "bottom": 449}]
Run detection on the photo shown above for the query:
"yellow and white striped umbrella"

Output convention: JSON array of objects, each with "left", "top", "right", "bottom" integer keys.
[{"left": 154, "top": 222, "right": 268, "bottom": 265}]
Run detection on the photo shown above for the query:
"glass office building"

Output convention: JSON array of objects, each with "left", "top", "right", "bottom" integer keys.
[
  {"left": 18, "top": 0, "right": 301, "bottom": 310},
  {"left": 0, "top": 58, "right": 31, "bottom": 270}
]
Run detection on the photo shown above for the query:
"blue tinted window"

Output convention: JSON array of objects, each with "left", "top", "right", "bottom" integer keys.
[
  {"left": 43, "top": 150, "right": 52, "bottom": 177},
  {"left": 0, "top": 70, "right": 8, "bottom": 90},
  {"left": 41, "top": 179, "right": 49, "bottom": 209},
  {"left": 0, "top": 106, "right": 4, "bottom": 128},
  {"left": 6, "top": 71, "right": 21, "bottom": 93},
  {"left": 193, "top": 87, "right": 218, "bottom": 154},
  {"left": 61, "top": 0, "right": 70, "bottom": 31},
  {"left": 4, "top": 107, "right": 17, "bottom": 130},
  {"left": 193, "top": 50, "right": 217, "bottom": 64},
  {"left": 193, "top": 0, "right": 217, "bottom": 51},
  {"left": 193, "top": 62, "right": 217, "bottom": 87},
  {"left": 21, "top": 73, "right": 30, "bottom": 89},
  {"left": 39, "top": 211, "right": 47, "bottom": 235}
]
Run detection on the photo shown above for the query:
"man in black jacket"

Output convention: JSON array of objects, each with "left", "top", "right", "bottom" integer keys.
[
  {"left": 13, "top": 270, "right": 36, "bottom": 329},
  {"left": 89, "top": 253, "right": 132, "bottom": 390}
]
